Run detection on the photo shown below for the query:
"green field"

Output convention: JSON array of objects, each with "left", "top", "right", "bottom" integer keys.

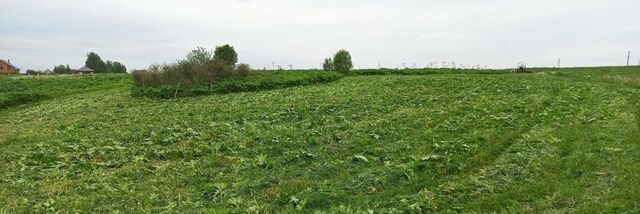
[
  {"left": 0, "top": 75, "right": 129, "bottom": 109},
  {"left": 1, "top": 67, "right": 640, "bottom": 212}
]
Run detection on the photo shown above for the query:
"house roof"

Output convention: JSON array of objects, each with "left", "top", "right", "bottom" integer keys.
[
  {"left": 77, "top": 66, "right": 95, "bottom": 72},
  {"left": 0, "top": 59, "right": 19, "bottom": 70}
]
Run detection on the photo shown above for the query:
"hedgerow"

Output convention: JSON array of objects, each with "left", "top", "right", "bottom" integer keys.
[
  {"left": 131, "top": 71, "right": 342, "bottom": 98},
  {"left": 131, "top": 46, "right": 343, "bottom": 98}
]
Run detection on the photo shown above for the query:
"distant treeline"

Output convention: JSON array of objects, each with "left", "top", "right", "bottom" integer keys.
[{"left": 25, "top": 52, "right": 127, "bottom": 75}]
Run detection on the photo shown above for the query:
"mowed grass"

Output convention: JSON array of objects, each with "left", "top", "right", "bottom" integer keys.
[
  {"left": 1, "top": 68, "right": 640, "bottom": 212},
  {"left": 0, "top": 74, "right": 129, "bottom": 109}
]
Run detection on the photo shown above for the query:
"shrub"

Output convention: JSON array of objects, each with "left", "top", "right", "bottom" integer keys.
[
  {"left": 237, "top": 63, "right": 251, "bottom": 78},
  {"left": 333, "top": 50, "right": 353, "bottom": 74},
  {"left": 210, "top": 58, "right": 234, "bottom": 81}
]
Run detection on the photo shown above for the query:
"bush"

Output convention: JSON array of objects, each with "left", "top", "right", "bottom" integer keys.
[
  {"left": 132, "top": 47, "right": 248, "bottom": 90},
  {"left": 237, "top": 63, "right": 251, "bottom": 78},
  {"left": 210, "top": 58, "right": 235, "bottom": 81}
]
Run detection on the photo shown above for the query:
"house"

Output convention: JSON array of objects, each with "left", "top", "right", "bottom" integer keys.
[
  {"left": 75, "top": 66, "right": 95, "bottom": 74},
  {"left": 0, "top": 59, "right": 20, "bottom": 74}
]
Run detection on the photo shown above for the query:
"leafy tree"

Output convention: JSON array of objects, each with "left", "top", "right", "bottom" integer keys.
[
  {"left": 53, "top": 65, "right": 68, "bottom": 74},
  {"left": 323, "top": 58, "right": 334, "bottom": 71},
  {"left": 213, "top": 44, "right": 238, "bottom": 67},
  {"left": 186, "top": 47, "right": 213, "bottom": 65},
  {"left": 112, "top": 62, "right": 127, "bottom": 73},
  {"left": 104, "top": 60, "right": 127, "bottom": 73},
  {"left": 65, "top": 64, "right": 71, "bottom": 73},
  {"left": 333, "top": 50, "right": 353, "bottom": 74},
  {"left": 105, "top": 60, "right": 114, "bottom": 73},
  {"left": 85, "top": 52, "right": 106, "bottom": 72}
]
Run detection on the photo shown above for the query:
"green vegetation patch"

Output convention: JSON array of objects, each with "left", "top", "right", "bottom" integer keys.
[
  {"left": 354, "top": 68, "right": 511, "bottom": 75},
  {"left": 0, "top": 74, "right": 129, "bottom": 109},
  {"left": 131, "top": 70, "right": 342, "bottom": 99}
]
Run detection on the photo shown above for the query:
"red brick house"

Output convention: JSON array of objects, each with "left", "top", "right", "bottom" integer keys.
[{"left": 0, "top": 59, "right": 19, "bottom": 74}]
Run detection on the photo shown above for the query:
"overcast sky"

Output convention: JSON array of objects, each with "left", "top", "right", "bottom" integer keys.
[{"left": 1, "top": 0, "right": 639, "bottom": 71}]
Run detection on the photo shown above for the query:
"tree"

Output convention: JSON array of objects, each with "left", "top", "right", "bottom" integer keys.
[
  {"left": 186, "top": 47, "right": 213, "bottom": 65},
  {"left": 65, "top": 64, "right": 71, "bottom": 73},
  {"left": 213, "top": 44, "right": 238, "bottom": 67},
  {"left": 333, "top": 50, "right": 353, "bottom": 74},
  {"left": 103, "top": 60, "right": 127, "bottom": 73},
  {"left": 53, "top": 65, "right": 68, "bottom": 74},
  {"left": 105, "top": 60, "right": 114, "bottom": 73},
  {"left": 112, "top": 62, "right": 127, "bottom": 73},
  {"left": 323, "top": 58, "right": 334, "bottom": 71},
  {"left": 85, "top": 52, "right": 106, "bottom": 72}
]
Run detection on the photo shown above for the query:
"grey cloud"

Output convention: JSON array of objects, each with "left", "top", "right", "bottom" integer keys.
[{"left": 1, "top": 0, "right": 639, "bottom": 70}]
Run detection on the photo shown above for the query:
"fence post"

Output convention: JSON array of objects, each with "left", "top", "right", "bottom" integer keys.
[{"left": 174, "top": 80, "right": 182, "bottom": 99}]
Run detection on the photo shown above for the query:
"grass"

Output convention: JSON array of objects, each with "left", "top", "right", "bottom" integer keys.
[
  {"left": 1, "top": 67, "right": 639, "bottom": 212},
  {"left": 354, "top": 68, "right": 510, "bottom": 75},
  {"left": 0, "top": 74, "right": 129, "bottom": 109}
]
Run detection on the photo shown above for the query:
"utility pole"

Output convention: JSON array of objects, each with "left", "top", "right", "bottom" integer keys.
[{"left": 627, "top": 51, "right": 631, "bottom": 66}]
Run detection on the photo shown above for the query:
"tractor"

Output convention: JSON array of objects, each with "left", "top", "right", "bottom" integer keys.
[{"left": 516, "top": 62, "right": 527, "bottom": 73}]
